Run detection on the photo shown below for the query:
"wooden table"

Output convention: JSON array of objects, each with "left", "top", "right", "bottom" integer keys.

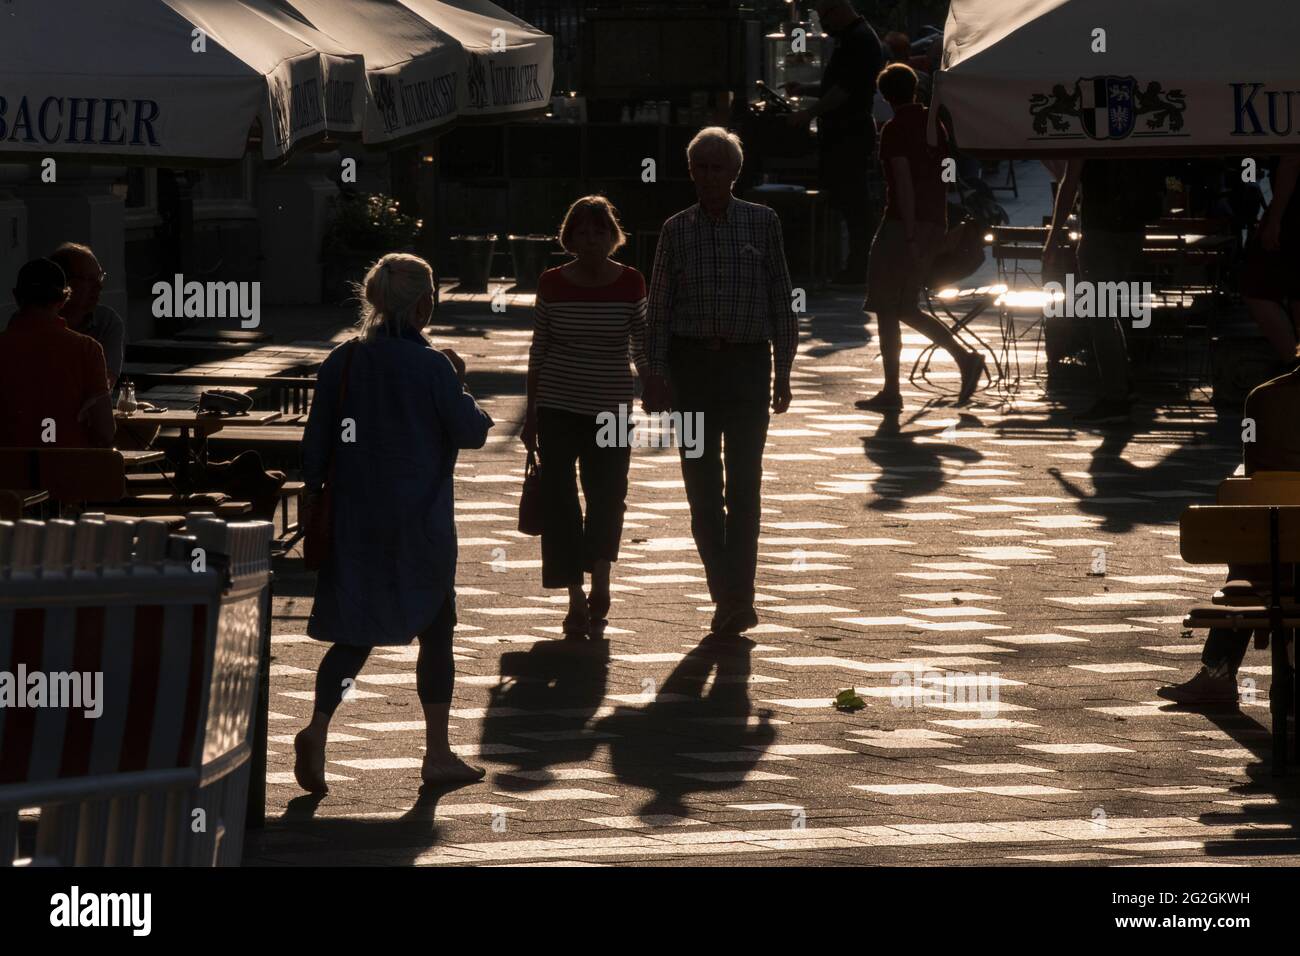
[
  {"left": 119, "top": 449, "right": 167, "bottom": 469},
  {"left": 175, "top": 328, "right": 272, "bottom": 344},
  {"left": 115, "top": 409, "right": 282, "bottom": 468}
]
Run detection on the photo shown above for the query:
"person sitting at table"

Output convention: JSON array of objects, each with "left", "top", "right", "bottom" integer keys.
[
  {"left": 856, "top": 63, "right": 985, "bottom": 412},
  {"left": 1158, "top": 366, "right": 1300, "bottom": 705},
  {"left": 0, "top": 258, "right": 114, "bottom": 448},
  {"left": 294, "top": 252, "right": 494, "bottom": 791},
  {"left": 521, "top": 195, "right": 648, "bottom": 639},
  {"left": 48, "top": 242, "right": 125, "bottom": 389}
]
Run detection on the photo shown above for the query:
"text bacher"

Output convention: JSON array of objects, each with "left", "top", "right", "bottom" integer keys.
[{"left": 0, "top": 95, "right": 161, "bottom": 147}]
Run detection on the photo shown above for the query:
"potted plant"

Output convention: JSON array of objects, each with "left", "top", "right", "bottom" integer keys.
[{"left": 321, "top": 192, "right": 422, "bottom": 303}]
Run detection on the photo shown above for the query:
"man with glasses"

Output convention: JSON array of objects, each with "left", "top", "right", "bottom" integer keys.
[{"left": 48, "top": 242, "right": 124, "bottom": 388}]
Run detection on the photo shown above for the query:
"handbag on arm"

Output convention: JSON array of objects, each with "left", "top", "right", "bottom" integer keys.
[
  {"left": 303, "top": 340, "right": 357, "bottom": 571},
  {"left": 517, "top": 449, "right": 544, "bottom": 536}
]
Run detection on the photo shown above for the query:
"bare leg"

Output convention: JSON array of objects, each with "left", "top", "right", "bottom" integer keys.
[
  {"left": 860, "top": 310, "right": 904, "bottom": 407},
  {"left": 417, "top": 619, "right": 485, "bottom": 783},
  {"left": 1247, "top": 297, "right": 1297, "bottom": 361},
  {"left": 568, "top": 583, "right": 586, "bottom": 616},
  {"left": 421, "top": 701, "right": 455, "bottom": 761},
  {"left": 901, "top": 303, "right": 975, "bottom": 368},
  {"left": 293, "top": 714, "right": 330, "bottom": 793},
  {"left": 590, "top": 560, "right": 611, "bottom": 607}
]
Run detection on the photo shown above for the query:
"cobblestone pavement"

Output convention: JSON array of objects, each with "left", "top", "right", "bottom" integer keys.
[{"left": 244, "top": 290, "right": 1300, "bottom": 867}]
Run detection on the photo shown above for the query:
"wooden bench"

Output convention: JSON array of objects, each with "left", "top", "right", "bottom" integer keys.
[
  {"left": 1180, "top": 503, "right": 1300, "bottom": 773},
  {"left": 204, "top": 425, "right": 305, "bottom": 472},
  {"left": 0, "top": 449, "right": 249, "bottom": 521}
]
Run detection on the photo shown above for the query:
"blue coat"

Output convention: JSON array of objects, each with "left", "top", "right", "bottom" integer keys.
[{"left": 302, "top": 325, "right": 493, "bottom": 646}]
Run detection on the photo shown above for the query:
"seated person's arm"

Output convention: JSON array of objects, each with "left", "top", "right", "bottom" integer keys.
[
  {"left": 80, "top": 391, "right": 115, "bottom": 448},
  {"left": 79, "top": 340, "right": 114, "bottom": 447}
]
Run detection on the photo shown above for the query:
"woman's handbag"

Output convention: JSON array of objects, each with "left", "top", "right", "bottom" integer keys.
[
  {"left": 303, "top": 341, "right": 357, "bottom": 571},
  {"left": 517, "top": 449, "right": 544, "bottom": 536}
]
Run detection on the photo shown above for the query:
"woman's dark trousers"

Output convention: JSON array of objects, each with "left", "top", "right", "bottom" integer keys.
[{"left": 537, "top": 406, "right": 630, "bottom": 589}]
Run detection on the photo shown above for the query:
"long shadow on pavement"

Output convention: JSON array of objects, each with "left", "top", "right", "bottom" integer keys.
[
  {"left": 862, "top": 410, "right": 984, "bottom": 511},
  {"left": 480, "top": 638, "right": 611, "bottom": 790},
  {"left": 592, "top": 636, "right": 775, "bottom": 823},
  {"left": 1180, "top": 702, "right": 1300, "bottom": 861},
  {"left": 1047, "top": 406, "right": 1239, "bottom": 535},
  {"left": 244, "top": 782, "right": 474, "bottom": 865}
]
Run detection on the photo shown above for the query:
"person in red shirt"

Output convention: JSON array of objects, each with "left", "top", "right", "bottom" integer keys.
[
  {"left": 0, "top": 258, "right": 114, "bottom": 448},
  {"left": 858, "top": 63, "right": 985, "bottom": 412}
]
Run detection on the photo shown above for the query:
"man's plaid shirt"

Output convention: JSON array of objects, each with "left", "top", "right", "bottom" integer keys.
[{"left": 646, "top": 198, "right": 797, "bottom": 380}]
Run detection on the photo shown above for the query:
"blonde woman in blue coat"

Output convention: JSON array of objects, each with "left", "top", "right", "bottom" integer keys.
[{"left": 296, "top": 253, "right": 493, "bottom": 792}]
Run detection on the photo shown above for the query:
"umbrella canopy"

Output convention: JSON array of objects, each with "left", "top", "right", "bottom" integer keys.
[
  {"left": 933, "top": 0, "right": 1300, "bottom": 157},
  {"left": 0, "top": 0, "right": 551, "bottom": 164},
  {"left": 288, "top": 0, "right": 553, "bottom": 146}
]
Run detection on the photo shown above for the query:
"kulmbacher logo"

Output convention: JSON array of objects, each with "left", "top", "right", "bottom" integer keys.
[
  {"left": 1029, "top": 76, "right": 1186, "bottom": 141},
  {"left": 50, "top": 886, "right": 151, "bottom": 936}
]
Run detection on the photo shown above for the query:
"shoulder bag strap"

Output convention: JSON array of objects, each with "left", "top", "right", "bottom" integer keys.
[{"left": 323, "top": 339, "right": 358, "bottom": 488}]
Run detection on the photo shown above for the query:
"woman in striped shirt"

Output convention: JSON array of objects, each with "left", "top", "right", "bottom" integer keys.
[{"left": 522, "top": 196, "right": 648, "bottom": 638}]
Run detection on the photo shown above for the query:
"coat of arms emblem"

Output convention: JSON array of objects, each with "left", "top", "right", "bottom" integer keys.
[{"left": 1030, "top": 76, "right": 1186, "bottom": 140}]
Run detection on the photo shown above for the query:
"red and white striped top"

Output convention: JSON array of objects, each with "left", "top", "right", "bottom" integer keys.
[{"left": 529, "top": 265, "right": 649, "bottom": 417}]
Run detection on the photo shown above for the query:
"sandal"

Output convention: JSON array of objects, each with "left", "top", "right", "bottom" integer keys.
[
  {"left": 588, "top": 592, "right": 611, "bottom": 640},
  {"left": 293, "top": 728, "right": 328, "bottom": 794},
  {"left": 562, "top": 604, "right": 590, "bottom": 639},
  {"left": 421, "top": 755, "right": 487, "bottom": 784}
]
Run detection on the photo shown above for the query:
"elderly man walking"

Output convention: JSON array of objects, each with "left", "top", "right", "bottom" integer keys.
[{"left": 643, "top": 127, "right": 797, "bottom": 638}]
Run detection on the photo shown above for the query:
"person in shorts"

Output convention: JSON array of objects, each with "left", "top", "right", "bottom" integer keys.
[{"left": 858, "top": 63, "right": 984, "bottom": 412}]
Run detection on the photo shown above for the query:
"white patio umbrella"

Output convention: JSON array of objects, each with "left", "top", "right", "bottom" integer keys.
[
  {"left": 932, "top": 0, "right": 1300, "bottom": 157},
  {"left": 286, "top": 0, "right": 553, "bottom": 147},
  {"left": 0, "top": 0, "right": 366, "bottom": 163},
  {"left": 0, "top": 0, "right": 551, "bottom": 164}
]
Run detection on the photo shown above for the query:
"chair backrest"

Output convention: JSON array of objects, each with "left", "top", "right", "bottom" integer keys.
[
  {"left": 38, "top": 449, "right": 126, "bottom": 503},
  {"left": 1217, "top": 472, "right": 1300, "bottom": 506},
  {"left": 1180, "top": 504, "right": 1300, "bottom": 565},
  {"left": 0, "top": 448, "right": 126, "bottom": 505}
]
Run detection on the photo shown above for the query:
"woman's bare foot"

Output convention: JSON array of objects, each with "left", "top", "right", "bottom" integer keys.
[
  {"left": 293, "top": 727, "right": 329, "bottom": 794},
  {"left": 421, "top": 753, "right": 487, "bottom": 784}
]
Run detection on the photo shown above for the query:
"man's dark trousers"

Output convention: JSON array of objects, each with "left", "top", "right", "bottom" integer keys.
[
  {"left": 820, "top": 133, "right": 876, "bottom": 277},
  {"left": 668, "top": 336, "right": 771, "bottom": 612}
]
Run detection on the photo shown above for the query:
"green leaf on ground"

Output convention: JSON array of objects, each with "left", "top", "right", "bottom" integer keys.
[{"left": 834, "top": 688, "right": 866, "bottom": 711}]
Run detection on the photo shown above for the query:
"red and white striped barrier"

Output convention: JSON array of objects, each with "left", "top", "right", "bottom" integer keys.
[{"left": 0, "top": 514, "right": 272, "bottom": 866}]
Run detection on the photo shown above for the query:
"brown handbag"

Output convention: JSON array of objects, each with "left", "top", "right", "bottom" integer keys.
[
  {"left": 303, "top": 340, "right": 357, "bottom": 571},
  {"left": 517, "top": 449, "right": 544, "bottom": 536}
]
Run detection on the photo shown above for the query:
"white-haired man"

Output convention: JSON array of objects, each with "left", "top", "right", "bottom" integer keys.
[
  {"left": 48, "top": 242, "right": 125, "bottom": 388},
  {"left": 643, "top": 127, "right": 797, "bottom": 639}
]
